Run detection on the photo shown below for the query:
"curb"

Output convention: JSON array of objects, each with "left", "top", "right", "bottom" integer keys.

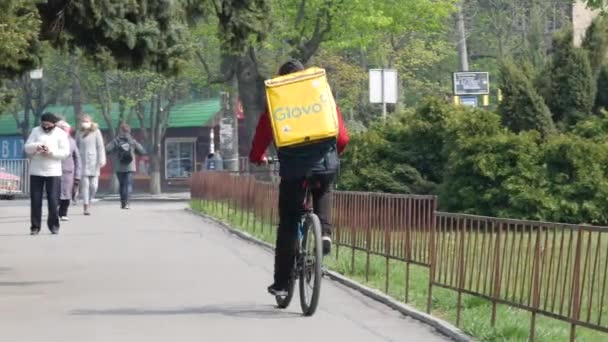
[
  {"left": 102, "top": 197, "right": 189, "bottom": 203},
  {"left": 186, "top": 208, "right": 471, "bottom": 342}
]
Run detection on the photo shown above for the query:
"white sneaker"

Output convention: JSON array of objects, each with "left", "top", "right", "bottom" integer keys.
[{"left": 60, "top": 216, "right": 69, "bottom": 222}]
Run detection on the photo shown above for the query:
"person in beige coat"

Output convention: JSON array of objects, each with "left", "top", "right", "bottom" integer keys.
[{"left": 76, "top": 114, "right": 106, "bottom": 215}]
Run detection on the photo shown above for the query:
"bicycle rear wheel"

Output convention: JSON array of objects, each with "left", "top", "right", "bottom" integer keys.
[{"left": 299, "top": 213, "right": 323, "bottom": 316}]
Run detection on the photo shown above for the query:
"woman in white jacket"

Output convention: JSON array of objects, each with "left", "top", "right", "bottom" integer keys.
[
  {"left": 76, "top": 114, "right": 106, "bottom": 216},
  {"left": 24, "top": 113, "right": 70, "bottom": 235}
]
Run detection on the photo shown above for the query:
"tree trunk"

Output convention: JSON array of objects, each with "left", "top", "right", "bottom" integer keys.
[
  {"left": 149, "top": 153, "right": 162, "bottom": 195},
  {"left": 71, "top": 56, "right": 82, "bottom": 120},
  {"left": 236, "top": 51, "right": 266, "bottom": 156},
  {"left": 21, "top": 76, "right": 32, "bottom": 141},
  {"left": 220, "top": 75, "right": 240, "bottom": 172},
  {"left": 455, "top": 2, "right": 470, "bottom": 72}
]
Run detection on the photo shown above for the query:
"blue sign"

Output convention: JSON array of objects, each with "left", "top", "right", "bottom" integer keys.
[
  {"left": 0, "top": 136, "right": 24, "bottom": 159},
  {"left": 460, "top": 96, "right": 478, "bottom": 107}
]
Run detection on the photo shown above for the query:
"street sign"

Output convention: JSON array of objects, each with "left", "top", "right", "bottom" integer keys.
[
  {"left": 453, "top": 72, "right": 489, "bottom": 95},
  {"left": 369, "top": 69, "right": 398, "bottom": 121},
  {"left": 369, "top": 69, "right": 398, "bottom": 104},
  {"left": 460, "top": 96, "right": 478, "bottom": 107}
]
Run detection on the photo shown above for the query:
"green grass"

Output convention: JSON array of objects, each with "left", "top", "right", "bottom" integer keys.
[{"left": 190, "top": 199, "right": 608, "bottom": 342}]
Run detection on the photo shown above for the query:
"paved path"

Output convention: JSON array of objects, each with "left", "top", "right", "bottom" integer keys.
[{"left": 0, "top": 200, "right": 448, "bottom": 342}]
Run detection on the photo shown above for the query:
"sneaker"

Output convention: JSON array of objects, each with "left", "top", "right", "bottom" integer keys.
[
  {"left": 322, "top": 236, "right": 332, "bottom": 256},
  {"left": 124, "top": 203, "right": 130, "bottom": 210},
  {"left": 60, "top": 216, "right": 69, "bottom": 222},
  {"left": 30, "top": 229, "right": 40, "bottom": 236},
  {"left": 267, "top": 284, "right": 288, "bottom": 297},
  {"left": 50, "top": 228, "right": 59, "bottom": 235}
]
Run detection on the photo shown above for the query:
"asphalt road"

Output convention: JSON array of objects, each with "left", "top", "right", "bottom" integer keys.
[{"left": 0, "top": 200, "right": 448, "bottom": 342}]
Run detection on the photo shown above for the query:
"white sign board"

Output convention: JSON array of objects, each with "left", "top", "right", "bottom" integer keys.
[
  {"left": 453, "top": 72, "right": 489, "bottom": 95},
  {"left": 369, "top": 69, "right": 398, "bottom": 104},
  {"left": 29, "top": 69, "right": 43, "bottom": 80}
]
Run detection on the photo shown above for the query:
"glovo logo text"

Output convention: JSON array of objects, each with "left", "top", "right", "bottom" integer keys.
[{"left": 273, "top": 94, "right": 328, "bottom": 122}]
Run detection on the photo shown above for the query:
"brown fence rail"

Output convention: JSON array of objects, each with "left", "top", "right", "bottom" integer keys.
[
  {"left": 191, "top": 171, "right": 608, "bottom": 341},
  {"left": 191, "top": 171, "right": 437, "bottom": 301},
  {"left": 431, "top": 213, "right": 608, "bottom": 340}
]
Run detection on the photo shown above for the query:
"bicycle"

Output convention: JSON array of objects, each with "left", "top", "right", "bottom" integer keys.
[{"left": 265, "top": 158, "right": 323, "bottom": 316}]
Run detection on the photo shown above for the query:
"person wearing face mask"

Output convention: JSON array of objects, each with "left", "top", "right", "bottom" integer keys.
[
  {"left": 56, "top": 120, "right": 81, "bottom": 221},
  {"left": 76, "top": 114, "right": 106, "bottom": 216},
  {"left": 24, "top": 113, "right": 70, "bottom": 235}
]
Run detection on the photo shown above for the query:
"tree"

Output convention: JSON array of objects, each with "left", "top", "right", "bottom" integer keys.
[
  {"left": 0, "top": 0, "right": 41, "bottom": 81},
  {"left": 0, "top": 0, "right": 42, "bottom": 114},
  {"left": 542, "top": 28, "right": 596, "bottom": 125},
  {"left": 581, "top": 16, "right": 608, "bottom": 112},
  {"left": 454, "top": 1, "right": 469, "bottom": 71},
  {"left": 7, "top": 47, "right": 73, "bottom": 140},
  {"left": 582, "top": 16, "right": 608, "bottom": 78},
  {"left": 498, "top": 60, "right": 554, "bottom": 136},
  {"left": 596, "top": 65, "right": 608, "bottom": 110},
  {"left": 36, "top": 0, "right": 202, "bottom": 74},
  {"left": 135, "top": 77, "right": 187, "bottom": 195}
]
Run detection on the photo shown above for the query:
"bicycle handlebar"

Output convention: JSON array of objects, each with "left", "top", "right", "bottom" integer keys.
[{"left": 265, "top": 157, "right": 279, "bottom": 165}]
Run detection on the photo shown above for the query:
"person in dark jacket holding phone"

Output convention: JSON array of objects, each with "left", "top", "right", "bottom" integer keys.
[{"left": 105, "top": 123, "right": 145, "bottom": 209}]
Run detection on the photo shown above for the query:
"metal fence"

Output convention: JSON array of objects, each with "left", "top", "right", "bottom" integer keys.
[
  {"left": 0, "top": 159, "right": 29, "bottom": 196},
  {"left": 431, "top": 213, "right": 608, "bottom": 340},
  {"left": 190, "top": 171, "right": 608, "bottom": 341}
]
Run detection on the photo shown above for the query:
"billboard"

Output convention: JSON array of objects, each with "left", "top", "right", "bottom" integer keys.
[
  {"left": 0, "top": 136, "right": 24, "bottom": 159},
  {"left": 453, "top": 72, "right": 490, "bottom": 95}
]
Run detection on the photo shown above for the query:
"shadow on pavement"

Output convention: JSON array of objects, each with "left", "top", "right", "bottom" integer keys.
[
  {"left": 70, "top": 303, "right": 302, "bottom": 319},
  {"left": 0, "top": 233, "right": 105, "bottom": 237},
  {"left": 0, "top": 220, "right": 30, "bottom": 224},
  {"left": 0, "top": 280, "right": 62, "bottom": 287}
]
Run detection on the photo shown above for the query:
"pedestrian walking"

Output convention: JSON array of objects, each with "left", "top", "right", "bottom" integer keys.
[
  {"left": 105, "top": 123, "right": 145, "bottom": 209},
  {"left": 76, "top": 114, "right": 106, "bottom": 216},
  {"left": 24, "top": 113, "right": 70, "bottom": 235},
  {"left": 56, "top": 121, "right": 81, "bottom": 221}
]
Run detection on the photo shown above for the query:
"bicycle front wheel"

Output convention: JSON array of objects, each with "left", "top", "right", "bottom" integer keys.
[{"left": 299, "top": 213, "right": 323, "bottom": 316}]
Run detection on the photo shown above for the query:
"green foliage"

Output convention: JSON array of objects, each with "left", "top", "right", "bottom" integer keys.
[
  {"left": 339, "top": 119, "right": 439, "bottom": 194},
  {"left": 582, "top": 16, "right": 608, "bottom": 78},
  {"left": 595, "top": 65, "right": 608, "bottom": 111},
  {"left": 498, "top": 60, "right": 554, "bottom": 136},
  {"left": 541, "top": 28, "right": 596, "bottom": 126},
  {"left": 310, "top": 51, "right": 366, "bottom": 113},
  {"left": 0, "top": 0, "right": 42, "bottom": 80},
  {"left": 441, "top": 125, "right": 549, "bottom": 220},
  {"left": 213, "top": 0, "right": 270, "bottom": 55},
  {"left": 542, "top": 133, "right": 608, "bottom": 224},
  {"left": 35, "top": 0, "right": 201, "bottom": 73},
  {"left": 446, "top": 114, "right": 539, "bottom": 218},
  {"left": 571, "top": 109, "right": 608, "bottom": 141},
  {"left": 340, "top": 98, "right": 457, "bottom": 194}
]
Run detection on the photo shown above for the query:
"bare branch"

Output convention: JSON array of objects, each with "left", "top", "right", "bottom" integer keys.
[{"left": 295, "top": 0, "right": 307, "bottom": 27}]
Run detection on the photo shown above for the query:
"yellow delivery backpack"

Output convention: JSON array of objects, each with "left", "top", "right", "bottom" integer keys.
[{"left": 265, "top": 67, "right": 338, "bottom": 148}]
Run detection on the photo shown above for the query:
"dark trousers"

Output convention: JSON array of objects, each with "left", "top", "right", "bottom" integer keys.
[
  {"left": 58, "top": 199, "right": 70, "bottom": 217},
  {"left": 117, "top": 172, "right": 133, "bottom": 203},
  {"left": 274, "top": 173, "right": 334, "bottom": 287},
  {"left": 30, "top": 175, "right": 61, "bottom": 232}
]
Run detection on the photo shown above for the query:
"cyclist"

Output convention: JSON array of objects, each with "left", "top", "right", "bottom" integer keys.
[{"left": 249, "top": 59, "right": 349, "bottom": 296}]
